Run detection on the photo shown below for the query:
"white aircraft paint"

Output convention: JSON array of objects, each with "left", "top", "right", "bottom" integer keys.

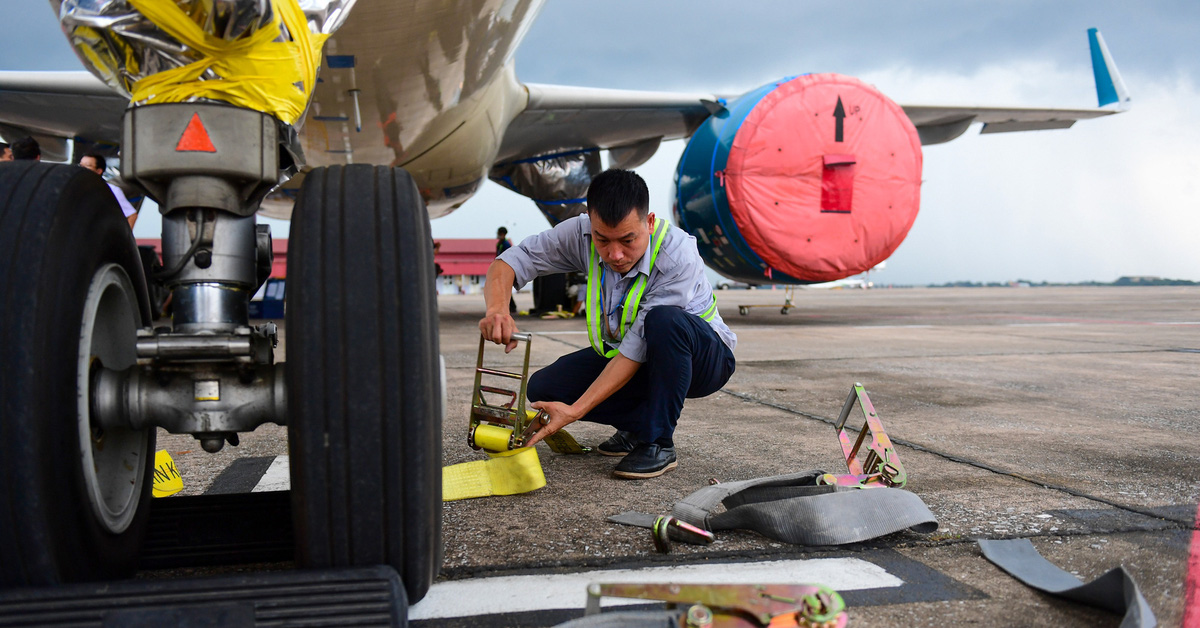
[{"left": 408, "top": 558, "right": 901, "bottom": 620}]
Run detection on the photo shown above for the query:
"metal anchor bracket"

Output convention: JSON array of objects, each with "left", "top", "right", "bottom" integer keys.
[
  {"left": 817, "top": 383, "right": 907, "bottom": 489},
  {"left": 585, "top": 582, "right": 848, "bottom": 628}
]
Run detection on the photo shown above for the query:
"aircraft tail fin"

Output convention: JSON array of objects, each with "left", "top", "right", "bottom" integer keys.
[{"left": 1088, "top": 28, "right": 1131, "bottom": 111}]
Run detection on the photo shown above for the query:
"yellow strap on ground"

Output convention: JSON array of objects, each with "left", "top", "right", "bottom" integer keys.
[
  {"left": 151, "top": 449, "right": 183, "bottom": 498},
  {"left": 442, "top": 447, "right": 547, "bottom": 502},
  {"left": 127, "top": 0, "right": 327, "bottom": 124}
]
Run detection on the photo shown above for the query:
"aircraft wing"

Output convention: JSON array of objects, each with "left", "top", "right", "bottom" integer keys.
[
  {"left": 901, "top": 103, "right": 1120, "bottom": 145},
  {"left": 497, "top": 85, "right": 1127, "bottom": 163},
  {"left": 0, "top": 71, "right": 1123, "bottom": 162},
  {"left": 0, "top": 71, "right": 126, "bottom": 161},
  {"left": 496, "top": 28, "right": 1130, "bottom": 159},
  {"left": 495, "top": 83, "right": 718, "bottom": 166}
]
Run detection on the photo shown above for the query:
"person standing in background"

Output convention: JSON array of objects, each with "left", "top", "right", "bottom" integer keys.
[
  {"left": 496, "top": 227, "right": 516, "bottom": 313},
  {"left": 11, "top": 136, "right": 40, "bottom": 161},
  {"left": 79, "top": 153, "right": 139, "bottom": 229},
  {"left": 496, "top": 227, "right": 513, "bottom": 255}
]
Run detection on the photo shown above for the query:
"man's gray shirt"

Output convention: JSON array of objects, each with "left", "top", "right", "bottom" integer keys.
[{"left": 499, "top": 214, "right": 736, "bottom": 363}]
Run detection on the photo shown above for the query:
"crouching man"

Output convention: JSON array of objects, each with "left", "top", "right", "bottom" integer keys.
[{"left": 478, "top": 169, "right": 736, "bottom": 478}]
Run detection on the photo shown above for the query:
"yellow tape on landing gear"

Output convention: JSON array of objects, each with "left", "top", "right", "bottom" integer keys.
[
  {"left": 442, "top": 447, "right": 546, "bottom": 502},
  {"left": 126, "top": 0, "right": 327, "bottom": 125}
]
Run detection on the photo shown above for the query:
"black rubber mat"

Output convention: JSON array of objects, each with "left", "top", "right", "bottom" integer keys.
[
  {"left": 0, "top": 566, "right": 405, "bottom": 627},
  {"left": 140, "top": 491, "right": 294, "bottom": 570}
]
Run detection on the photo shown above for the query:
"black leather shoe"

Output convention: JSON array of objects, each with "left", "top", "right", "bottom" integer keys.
[
  {"left": 597, "top": 430, "right": 641, "bottom": 457},
  {"left": 613, "top": 443, "right": 678, "bottom": 479}
]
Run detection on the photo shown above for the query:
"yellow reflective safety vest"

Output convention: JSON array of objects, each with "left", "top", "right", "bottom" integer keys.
[{"left": 586, "top": 218, "right": 718, "bottom": 358}]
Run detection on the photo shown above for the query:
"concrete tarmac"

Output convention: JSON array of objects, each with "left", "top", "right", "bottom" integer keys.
[
  {"left": 433, "top": 285, "right": 1198, "bottom": 626},
  {"left": 160, "top": 285, "right": 1199, "bottom": 626}
]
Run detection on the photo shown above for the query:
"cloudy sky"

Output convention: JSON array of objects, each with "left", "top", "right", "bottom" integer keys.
[{"left": 3, "top": 1, "right": 1197, "bottom": 284}]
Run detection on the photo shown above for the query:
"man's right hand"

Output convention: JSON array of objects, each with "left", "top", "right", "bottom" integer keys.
[{"left": 479, "top": 310, "right": 519, "bottom": 353}]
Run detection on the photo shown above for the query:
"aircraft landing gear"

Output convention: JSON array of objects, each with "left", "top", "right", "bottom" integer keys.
[
  {"left": 739, "top": 286, "right": 797, "bottom": 316},
  {"left": 0, "top": 105, "right": 443, "bottom": 603}
]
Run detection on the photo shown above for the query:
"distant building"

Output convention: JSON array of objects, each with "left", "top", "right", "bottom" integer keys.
[
  {"left": 434, "top": 239, "right": 498, "bottom": 295},
  {"left": 137, "top": 237, "right": 501, "bottom": 296}
]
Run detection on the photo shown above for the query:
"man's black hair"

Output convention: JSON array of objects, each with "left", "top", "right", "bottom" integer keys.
[
  {"left": 12, "top": 136, "right": 40, "bottom": 160},
  {"left": 497, "top": 226, "right": 508, "bottom": 236},
  {"left": 586, "top": 169, "right": 649, "bottom": 227},
  {"left": 83, "top": 153, "right": 107, "bottom": 171}
]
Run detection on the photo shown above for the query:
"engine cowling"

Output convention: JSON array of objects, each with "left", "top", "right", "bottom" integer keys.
[{"left": 673, "top": 74, "right": 923, "bottom": 284}]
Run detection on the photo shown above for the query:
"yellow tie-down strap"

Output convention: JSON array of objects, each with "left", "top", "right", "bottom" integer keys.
[
  {"left": 444, "top": 418, "right": 590, "bottom": 501},
  {"left": 442, "top": 447, "right": 547, "bottom": 502}
]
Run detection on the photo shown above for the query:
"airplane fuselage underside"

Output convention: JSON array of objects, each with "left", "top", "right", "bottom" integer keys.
[{"left": 301, "top": 0, "right": 543, "bottom": 217}]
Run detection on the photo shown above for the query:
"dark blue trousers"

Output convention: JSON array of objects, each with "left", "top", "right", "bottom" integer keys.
[{"left": 527, "top": 307, "right": 735, "bottom": 444}]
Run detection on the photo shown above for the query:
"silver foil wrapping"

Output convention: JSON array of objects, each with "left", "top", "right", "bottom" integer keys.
[
  {"left": 52, "top": 0, "right": 355, "bottom": 101},
  {"left": 489, "top": 150, "right": 603, "bottom": 225}
]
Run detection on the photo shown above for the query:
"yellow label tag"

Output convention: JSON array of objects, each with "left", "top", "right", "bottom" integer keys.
[
  {"left": 152, "top": 449, "right": 184, "bottom": 498},
  {"left": 194, "top": 380, "right": 219, "bottom": 401}
]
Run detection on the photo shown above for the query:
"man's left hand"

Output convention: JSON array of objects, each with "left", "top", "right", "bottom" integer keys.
[{"left": 525, "top": 401, "right": 581, "bottom": 447}]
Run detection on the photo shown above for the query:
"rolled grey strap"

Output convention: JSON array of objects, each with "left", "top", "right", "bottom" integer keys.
[
  {"left": 978, "top": 539, "right": 1156, "bottom": 628},
  {"left": 610, "top": 470, "right": 937, "bottom": 546},
  {"left": 608, "top": 511, "right": 660, "bottom": 529},
  {"left": 672, "top": 470, "right": 829, "bottom": 525}
]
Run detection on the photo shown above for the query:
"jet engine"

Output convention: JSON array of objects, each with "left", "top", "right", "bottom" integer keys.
[{"left": 673, "top": 74, "right": 923, "bottom": 284}]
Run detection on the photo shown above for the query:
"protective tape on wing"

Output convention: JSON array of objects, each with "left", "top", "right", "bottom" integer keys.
[
  {"left": 152, "top": 449, "right": 184, "bottom": 498},
  {"left": 127, "top": 0, "right": 327, "bottom": 125}
]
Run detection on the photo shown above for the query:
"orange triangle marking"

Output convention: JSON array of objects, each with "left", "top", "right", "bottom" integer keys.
[{"left": 175, "top": 113, "right": 217, "bottom": 152}]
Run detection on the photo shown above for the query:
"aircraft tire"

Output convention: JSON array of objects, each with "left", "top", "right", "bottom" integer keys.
[
  {"left": 532, "top": 273, "right": 568, "bottom": 313},
  {"left": 286, "top": 165, "right": 442, "bottom": 604},
  {"left": 0, "top": 162, "right": 155, "bottom": 588}
]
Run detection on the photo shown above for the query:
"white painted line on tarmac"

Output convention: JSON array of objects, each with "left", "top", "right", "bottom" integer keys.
[
  {"left": 1005, "top": 322, "right": 1081, "bottom": 327},
  {"left": 408, "top": 558, "right": 900, "bottom": 620},
  {"left": 252, "top": 455, "right": 290, "bottom": 492},
  {"left": 850, "top": 324, "right": 933, "bottom": 329}
]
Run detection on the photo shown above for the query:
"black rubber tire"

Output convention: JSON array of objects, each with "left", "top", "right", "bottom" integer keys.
[
  {"left": 287, "top": 165, "right": 442, "bottom": 603},
  {"left": 0, "top": 162, "right": 155, "bottom": 588},
  {"left": 532, "top": 273, "right": 569, "bottom": 313}
]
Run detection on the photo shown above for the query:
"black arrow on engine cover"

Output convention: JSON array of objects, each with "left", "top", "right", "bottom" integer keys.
[{"left": 833, "top": 96, "right": 845, "bottom": 142}]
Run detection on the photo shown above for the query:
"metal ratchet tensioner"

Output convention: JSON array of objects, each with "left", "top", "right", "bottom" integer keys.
[
  {"left": 816, "top": 383, "right": 907, "bottom": 489},
  {"left": 468, "top": 333, "right": 590, "bottom": 454},
  {"left": 585, "top": 582, "right": 849, "bottom": 628}
]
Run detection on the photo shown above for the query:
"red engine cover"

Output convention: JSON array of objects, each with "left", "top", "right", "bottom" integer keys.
[{"left": 723, "top": 74, "right": 923, "bottom": 282}]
